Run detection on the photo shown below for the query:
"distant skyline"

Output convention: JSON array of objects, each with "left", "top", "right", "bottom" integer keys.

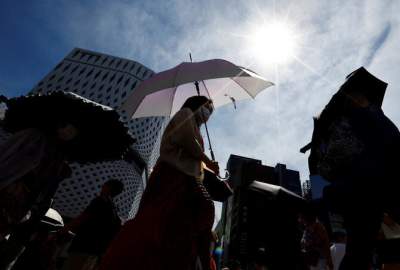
[{"left": 1, "top": 0, "right": 400, "bottom": 183}]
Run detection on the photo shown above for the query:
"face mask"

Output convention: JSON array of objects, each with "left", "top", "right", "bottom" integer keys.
[{"left": 197, "top": 106, "right": 212, "bottom": 123}]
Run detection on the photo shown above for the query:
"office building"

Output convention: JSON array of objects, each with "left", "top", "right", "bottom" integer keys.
[{"left": 26, "top": 48, "right": 167, "bottom": 220}]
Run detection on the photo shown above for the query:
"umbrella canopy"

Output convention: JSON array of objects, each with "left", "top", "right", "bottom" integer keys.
[
  {"left": 248, "top": 181, "right": 305, "bottom": 204},
  {"left": 339, "top": 66, "right": 387, "bottom": 107},
  {"left": 121, "top": 59, "right": 273, "bottom": 118},
  {"left": 3, "top": 91, "right": 135, "bottom": 163},
  {"left": 300, "top": 66, "right": 388, "bottom": 154}
]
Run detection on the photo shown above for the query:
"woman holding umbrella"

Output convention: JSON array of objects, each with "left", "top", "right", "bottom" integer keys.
[
  {"left": 0, "top": 122, "right": 76, "bottom": 267},
  {"left": 0, "top": 123, "right": 77, "bottom": 240},
  {"left": 100, "top": 96, "right": 219, "bottom": 270},
  {"left": 0, "top": 91, "right": 134, "bottom": 267}
]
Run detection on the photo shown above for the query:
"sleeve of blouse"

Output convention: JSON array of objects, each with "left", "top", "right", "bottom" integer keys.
[{"left": 170, "top": 108, "right": 204, "bottom": 159}]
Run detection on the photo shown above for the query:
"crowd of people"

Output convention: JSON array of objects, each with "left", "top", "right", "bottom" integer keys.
[
  {"left": 0, "top": 96, "right": 219, "bottom": 269},
  {"left": 0, "top": 72, "right": 400, "bottom": 270}
]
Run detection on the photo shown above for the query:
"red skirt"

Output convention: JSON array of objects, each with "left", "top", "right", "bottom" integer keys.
[{"left": 99, "top": 162, "right": 215, "bottom": 270}]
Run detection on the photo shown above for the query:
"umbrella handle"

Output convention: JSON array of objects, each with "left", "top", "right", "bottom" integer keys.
[{"left": 218, "top": 169, "right": 230, "bottom": 180}]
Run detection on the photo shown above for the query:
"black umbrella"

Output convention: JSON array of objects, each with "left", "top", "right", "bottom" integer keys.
[
  {"left": 3, "top": 91, "right": 135, "bottom": 163},
  {"left": 339, "top": 66, "right": 387, "bottom": 107},
  {"left": 300, "top": 66, "right": 388, "bottom": 154}
]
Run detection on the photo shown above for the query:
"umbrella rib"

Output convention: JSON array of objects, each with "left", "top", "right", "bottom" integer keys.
[
  {"left": 200, "top": 80, "right": 213, "bottom": 100},
  {"left": 169, "top": 86, "right": 179, "bottom": 116},
  {"left": 168, "top": 64, "right": 183, "bottom": 116},
  {"left": 230, "top": 76, "right": 256, "bottom": 99}
]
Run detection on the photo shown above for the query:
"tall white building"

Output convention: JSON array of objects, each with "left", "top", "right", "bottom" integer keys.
[{"left": 27, "top": 48, "right": 167, "bottom": 220}]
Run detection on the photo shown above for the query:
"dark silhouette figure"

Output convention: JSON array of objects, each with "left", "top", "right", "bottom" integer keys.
[
  {"left": 99, "top": 96, "right": 219, "bottom": 270},
  {"left": 308, "top": 68, "right": 400, "bottom": 269},
  {"left": 60, "top": 179, "right": 124, "bottom": 270},
  {"left": 0, "top": 125, "right": 76, "bottom": 267}
]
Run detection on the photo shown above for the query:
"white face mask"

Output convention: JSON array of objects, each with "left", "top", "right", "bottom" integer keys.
[{"left": 197, "top": 106, "right": 212, "bottom": 123}]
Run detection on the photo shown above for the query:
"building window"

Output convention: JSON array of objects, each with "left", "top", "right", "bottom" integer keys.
[
  {"left": 116, "top": 59, "right": 122, "bottom": 68},
  {"left": 79, "top": 67, "right": 87, "bottom": 76},
  {"left": 131, "top": 81, "right": 137, "bottom": 90},
  {"left": 63, "top": 63, "right": 71, "bottom": 72},
  {"left": 70, "top": 65, "right": 79, "bottom": 74},
  {"left": 86, "top": 69, "right": 94, "bottom": 77},
  {"left": 72, "top": 50, "right": 80, "bottom": 58},
  {"left": 94, "top": 70, "right": 101, "bottom": 79}
]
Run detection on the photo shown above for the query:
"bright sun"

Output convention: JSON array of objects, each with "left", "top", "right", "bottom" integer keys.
[{"left": 249, "top": 21, "right": 298, "bottom": 64}]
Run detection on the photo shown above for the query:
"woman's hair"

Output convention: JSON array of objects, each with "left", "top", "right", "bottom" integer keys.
[{"left": 181, "top": 95, "right": 210, "bottom": 112}]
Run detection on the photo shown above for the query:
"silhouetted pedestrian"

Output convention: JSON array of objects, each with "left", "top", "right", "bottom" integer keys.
[
  {"left": 0, "top": 124, "right": 76, "bottom": 267},
  {"left": 100, "top": 96, "right": 218, "bottom": 270},
  {"left": 60, "top": 179, "right": 123, "bottom": 270},
  {"left": 299, "top": 208, "right": 333, "bottom": 270},
  {"left": 308, "top": 68, "right": 400, "bottom": 269}
]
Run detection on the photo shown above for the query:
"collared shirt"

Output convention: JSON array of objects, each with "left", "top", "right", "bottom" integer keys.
[{"left": 159, "top": 108, "right": 204, "bottom": 179}]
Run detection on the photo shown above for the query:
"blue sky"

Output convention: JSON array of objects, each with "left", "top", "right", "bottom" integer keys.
[{"left": 2, "top": 0, "right": 400, "bottom": 221}]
